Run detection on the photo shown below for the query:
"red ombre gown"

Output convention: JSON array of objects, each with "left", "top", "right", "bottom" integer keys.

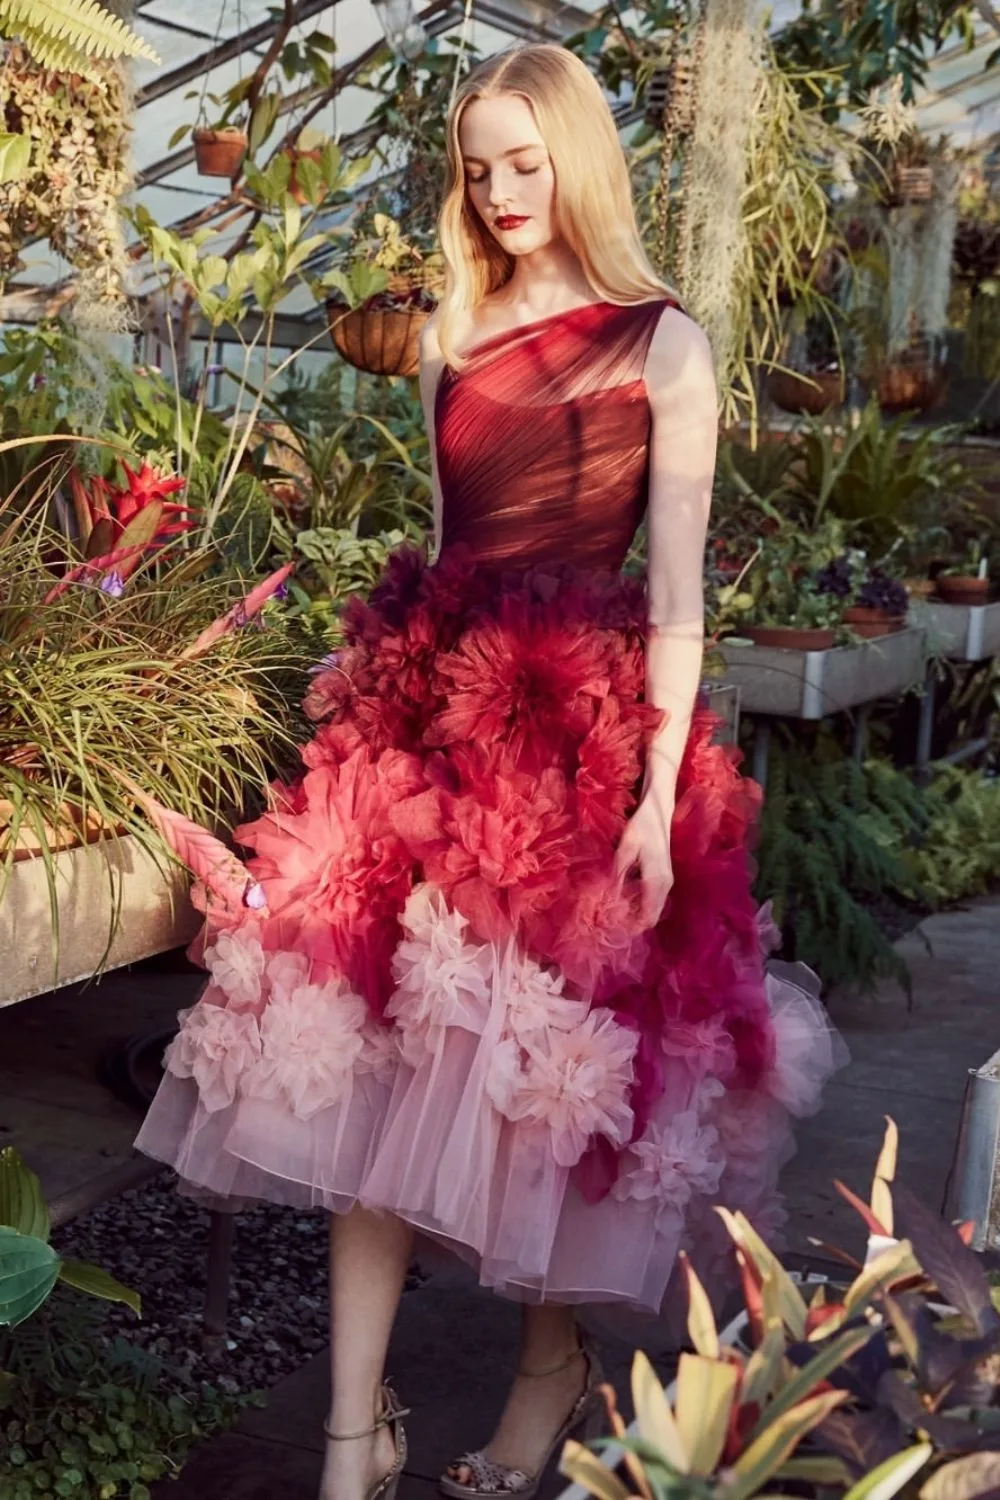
[{"left": 136, "top": 300, "right": 840, "bottom": 1311}]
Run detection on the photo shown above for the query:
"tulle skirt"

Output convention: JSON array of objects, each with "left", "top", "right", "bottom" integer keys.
[{"left": 136, "top": 545, "right": 842, "bottom": 1313}]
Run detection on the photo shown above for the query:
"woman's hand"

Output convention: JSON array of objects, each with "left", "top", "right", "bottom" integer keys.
[{"left": 613, "top": 785, "right": 675, "bottom": 930}]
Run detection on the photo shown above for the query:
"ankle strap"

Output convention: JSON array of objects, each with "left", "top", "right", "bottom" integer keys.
[
  {"left": 517, "top": 1341, "right": 587, "bottom": 1380},
  {"left": 324, "top": 1387, "right": 409, "bottom": 1441}
]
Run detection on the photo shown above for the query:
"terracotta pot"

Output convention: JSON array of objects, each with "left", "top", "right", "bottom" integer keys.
[
  {"left": 843, "top": 605, "right": 906, "bottom": 638},
  {"left": 767, "top": 368, "right": 844, "bottom": 416},
  {"left": 744, "top": 625, "right": 837, "bottom": 651},
  {"left": 327, "top": 297, "right": 430, "bottom": 378},
  {"left": 0, "top": 799, "right": 119, "bottom": 863},
  {"left": 193, "top": 128, "right": 248, "bottom": 179},
  {"left": 891, "top": 164, "right": 934, "bottom": 204},
  {"left": 875, "top": 361, "right": 944, "bottom": 414},
  {"left": 935, "top": 576, "right": 991, "bottom": 605}
]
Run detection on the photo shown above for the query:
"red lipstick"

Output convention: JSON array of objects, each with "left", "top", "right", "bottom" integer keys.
[{"left": 495, "top": 215, "right": 529, "bottom": 230}]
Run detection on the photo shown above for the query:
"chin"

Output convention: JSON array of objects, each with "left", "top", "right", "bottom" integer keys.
[{"left": 493, "top": 226, "right": 551, "bottom": 256}]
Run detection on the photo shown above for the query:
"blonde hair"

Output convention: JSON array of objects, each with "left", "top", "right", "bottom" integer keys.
[{"left": 436, "top": 43, "right": 671, "bottom": 366}]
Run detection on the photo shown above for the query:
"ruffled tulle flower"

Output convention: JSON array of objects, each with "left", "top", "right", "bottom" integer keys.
[
  {"left": 427, "top": 598, "right": 612, "bottom": 773},
  {"left": 204, "top": 930, "right": 265, "bottom": 1011},
  {"left": 391, "top": 763, "right": 575, "bottom": 944},
  {"left": 504, "top": 949, "right": 582, "bottom": 1040},
  {"left": 235, "top": 748, "right": 426, "bottom": 1006},
  {"left": 247, "top": 979, "right": 368, "bottom": 1119},
  {"left": 266, "top": 950, "right": 311, "bottom": 1005},
  {"left": 164, "top": 1001, "right": 262, "bottom": 1112},
  {"left": 574, "top": 696, "right": 645, "bottom": 840},
  {"left": 387, "top": 884, "right": 494, "bottom": 1062},
  {"left": 487, "top": 1008, "right": 638, "bottom": 1167},
  {"left": 612, "top": 1111, "right": 724, "bottom": 1228}
]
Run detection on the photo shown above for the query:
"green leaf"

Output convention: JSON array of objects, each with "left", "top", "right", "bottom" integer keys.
[
  {"left": 58, "top": 1257, "right": 141, "bottom": 1316},
  {"left": 0, "top": 1147, "right": 50, "bottom": 1240},
  {"left": 728, "top": 1391, "right": 848, "bottom": 1500},
  {"left": 0, "top": 132, "right": 31, "bottom": 182},
  {"left": 559, "top": 1440, "right": 632, "bottom": 1500},
  {"left": 675, "top": 1354, "right": 738, "bottom": 1477},
  {"left": 845, "top": 1443, "right": 933, "bottom": 1500},
  {"left": 167, "top": 123, "right": 191, "bottom": 150},
  {"left": 200, "top": 255, "right": 229, "bottom": 291},
  {"left": 0, "top": 1226, "right": 60, "bottom": 1327},
  {"left": 748, "top": 1324, "right": 874, "bottom": 1443}
]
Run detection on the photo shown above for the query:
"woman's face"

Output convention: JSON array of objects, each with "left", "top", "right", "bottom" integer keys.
[{"left": 459, "top": 92, "right": 557, "bottom": 256}]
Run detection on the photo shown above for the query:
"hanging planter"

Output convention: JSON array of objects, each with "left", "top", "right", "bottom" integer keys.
[
  {"left": 327, "top": 272, "right": 437, "bottom": 379},
  {"left": 767, "top": 367, "right": 844, "bottom": 416},
  {"left": 193, "top": 126, "right": 248, "bottom": 179}
]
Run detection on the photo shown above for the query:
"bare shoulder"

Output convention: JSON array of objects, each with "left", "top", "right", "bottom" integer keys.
[
  {"left": 419, "top": 310, "right": 443, "bottom": 369},
  {"left": 644, "top": 303, "right": 716, "bottom": 410}
]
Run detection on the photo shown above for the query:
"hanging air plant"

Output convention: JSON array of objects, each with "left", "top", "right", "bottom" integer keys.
[{"left": 0, "top": 44, "right": 133, "bottom": 307}]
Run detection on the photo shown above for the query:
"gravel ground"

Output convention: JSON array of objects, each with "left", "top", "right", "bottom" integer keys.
[{"left": 52, "top": 1176, "right": 424, "bottom": 1397}]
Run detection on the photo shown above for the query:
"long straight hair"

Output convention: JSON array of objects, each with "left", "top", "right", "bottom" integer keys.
[{"left": 436, "top": 43, "right": 672, "bottom": 367}]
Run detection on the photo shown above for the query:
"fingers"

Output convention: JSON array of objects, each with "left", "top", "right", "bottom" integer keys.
[{"left": 613, "top": 827, "right": 640, "bottom": 882}]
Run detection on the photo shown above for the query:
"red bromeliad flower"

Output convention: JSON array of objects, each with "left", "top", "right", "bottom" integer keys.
[{"left": 74, "top": 462, "right": 194, "bottom": 547}]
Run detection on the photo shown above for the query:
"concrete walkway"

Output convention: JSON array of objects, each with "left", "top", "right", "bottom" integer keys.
[{"left": 2, "top": 900, "right": 998, "bottom": 1499}]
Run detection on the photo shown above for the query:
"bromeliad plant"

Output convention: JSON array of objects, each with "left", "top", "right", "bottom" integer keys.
[
  {"left": 0, "top": 437, "right": 304, "bottom": 972},
  {"left": 562, "top": 1120, "right": 1000, "bottom": 1500}
]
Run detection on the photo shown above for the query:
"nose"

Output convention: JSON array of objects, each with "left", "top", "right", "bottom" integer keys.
[{"left": 488, "top": 166, "right": 511, "bottom": 208}]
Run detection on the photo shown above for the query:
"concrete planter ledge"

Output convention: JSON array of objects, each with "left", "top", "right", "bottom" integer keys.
[
  {"left": 718, "top": 625, "right": 927, "bottom": 720},
  {"left": 1, "top": 833, "right": 199, "bottom": 1009},
  {"left": 908, "top": 599, "right": 1000, "bottom": 663}
]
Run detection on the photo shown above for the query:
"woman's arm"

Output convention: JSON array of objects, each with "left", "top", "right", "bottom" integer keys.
[
  {"left": 418, "top": 317, "right": 447, "bottom": 561},
  {"left": 613, "top": 306, "right": 718, "bottom": 925}
]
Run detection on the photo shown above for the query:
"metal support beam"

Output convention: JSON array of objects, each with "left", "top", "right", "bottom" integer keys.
[{"left": 136, "top": 0, "right": 342, "bottom": 108}]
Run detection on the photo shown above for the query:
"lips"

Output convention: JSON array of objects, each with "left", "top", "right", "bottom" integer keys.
[{"left": 495, "top": 215, "right": 529, "bottom": 231}]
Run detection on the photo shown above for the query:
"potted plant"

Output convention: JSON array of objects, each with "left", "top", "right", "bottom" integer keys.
[
  {"left": 323, "top": 213, "right": 441, "bottom": 379},
  {"left": 844, "top": 568, "right": 910, "bottom": 636},
  {"left": 767, "top": 362, "right": 845, "bottom": 416},
  {"left": 721, "top": 522, "right": 851, "bottom": 650},
  {"left": 173, "top": 90, "right": 250, "bottom": 179},
  {"left": 937, "top": 539, "right": 992, "bottom": 604}
]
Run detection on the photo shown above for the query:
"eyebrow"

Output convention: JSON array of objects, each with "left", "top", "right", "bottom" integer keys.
[{"left": 462, "top": 144, "right": 546, "bottom": 163}]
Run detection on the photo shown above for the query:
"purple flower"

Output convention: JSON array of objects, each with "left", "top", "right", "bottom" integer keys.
[
  {"left": 274, "top": 581, "right": 289, "bottom": 602},
  {"left": 243, "top": 880, "right": 268, "bottom": 911},
  {"left": 309, "top": 649, "right": 342, "bottom": 675},
  {"left": 99, "top": 571, "right": 125, "bottom": 598}
]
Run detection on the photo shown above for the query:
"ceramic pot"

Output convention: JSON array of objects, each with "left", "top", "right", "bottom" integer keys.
[
  {"left": 936, "top": 576, "right": 991, "bottom": 605},
  {"left": 767, "top": 368, "right": 844, "bottom": 416},
  {"left": 193, "top": 128, "right": 248, "bottom": 179},
  {"left": 744, "top": 625, "right": 837, "bottom": 651},
  {"left": 843, "top": 605, "right": 906, "bottom": 638}
]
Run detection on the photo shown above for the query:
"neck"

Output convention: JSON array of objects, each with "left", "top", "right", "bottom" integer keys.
[{"left": 502, "top": 241, "right": 594, "bottom": 314}]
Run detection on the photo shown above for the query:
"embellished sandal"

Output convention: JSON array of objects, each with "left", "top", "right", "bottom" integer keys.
[
  {"left": 325, "top": 1382, "right": 410, "bottom": 1500},
  {"left": 439, "top": 1336, "right": 606, "bottom": 1500}
]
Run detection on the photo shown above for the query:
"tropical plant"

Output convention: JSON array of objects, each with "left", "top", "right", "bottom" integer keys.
[
  {"left": 720, "top": 518, "right": 853, "bottom": 633},
  {"left": 907, "top": 765, "right": 1000, "bottom": 909},
  {"left": 0, "top": 1148, "right": 137, "bottom": 1328},
  {"left": 0, "top": 437, "right": 304, "bottom": 970}
]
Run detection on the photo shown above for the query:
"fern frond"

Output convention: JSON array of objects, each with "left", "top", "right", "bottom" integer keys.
[{"left": 0, "top": 0, "right": 158, "bottom": 71}]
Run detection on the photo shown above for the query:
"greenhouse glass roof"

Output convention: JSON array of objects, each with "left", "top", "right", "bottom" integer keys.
[{"left": 7, "top": 0, "right": 1000, "bottom": 320}]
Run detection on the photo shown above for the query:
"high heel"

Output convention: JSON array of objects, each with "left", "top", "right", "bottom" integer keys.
[
  {"left": 439, "top": 1336, "right": 606, "bottom": 1500},
  {"left": 325, "top": 1382, "right": 410, "bottom": 1500}
]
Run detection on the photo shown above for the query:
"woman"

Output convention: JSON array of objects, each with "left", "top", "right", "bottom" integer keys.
[{"left": 136, "top": 41, "right": 840, "bottom": 1500}]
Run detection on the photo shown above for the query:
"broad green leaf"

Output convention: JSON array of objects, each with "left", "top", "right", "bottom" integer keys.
[
  {"left": 727, "top": 1390, "right": 848, "bottom": 1500},
  {"left": 675, "top": 1354, "right": 738, "bottom": 1477},
  {"left": 683, "top": 1255, "right": 720, "bottom": 1358},
  {"left": 559, "top": 1441, "right": 631, "bottom": 1500},
  {"left": 845, "top": 1444, "right": 932, "bottom": 1500},
  {"left": 0, "top": 1148, "right": 49, "bottom": 1240},
  {"left": 200, "top": 255, "right": 229, "bottom": 290},
  {"left": 58, "top": 1258, "right": 141, "bottom": 1316},
  {"left": 632, "top": 1349, "right": 687, "bottom": 1472},
  {"left": 747, "top": 1324, "right": 873, "bottom": 1443},
  {"left": 0, "top": 132, "right": 30, "bottom": 182},
  {"left": 0, "top": 1226, "right": 60, "bottom": 1327},
  {"left": 716, "top": 1208, "right": 807, "bottom": 1338},
  {"left": 742, "top": 1321, "right": 786, "bottom": 1408}
]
